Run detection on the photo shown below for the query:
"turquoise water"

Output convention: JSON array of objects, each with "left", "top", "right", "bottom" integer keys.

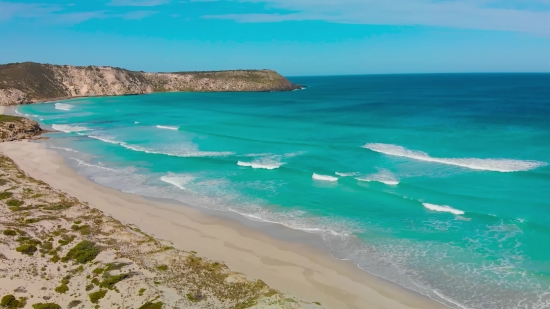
[{"left": 19, "top": 74, "right": 550, "bottom": 309}]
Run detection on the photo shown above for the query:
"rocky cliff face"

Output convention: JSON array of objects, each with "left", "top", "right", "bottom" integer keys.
[
  {"left": 0, "top": 115, "right": 44, "bottom": 141},
  {"left": 0, "top": 62, "right": 300, "bottom": 106}
]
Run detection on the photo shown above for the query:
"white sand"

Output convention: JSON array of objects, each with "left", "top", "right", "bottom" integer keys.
[{"left": 0, "top": 140, "right": 447, "bottom": 309}]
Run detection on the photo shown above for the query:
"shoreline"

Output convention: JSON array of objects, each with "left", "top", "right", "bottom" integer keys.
[{"left": 0, "top": 138, "right": 447, "bottom": 309}]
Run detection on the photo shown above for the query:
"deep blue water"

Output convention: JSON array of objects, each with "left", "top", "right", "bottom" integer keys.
[{"left": 19, "top": 74, "right": 550, "bottom": 309}]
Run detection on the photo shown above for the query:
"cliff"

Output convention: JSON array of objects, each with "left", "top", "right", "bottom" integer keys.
[
  {"left": 0, "top": 62, "right": 300, "bottom": 106},
  {"left": 0, "top": 115, "right": 44, "bottom": 142}
]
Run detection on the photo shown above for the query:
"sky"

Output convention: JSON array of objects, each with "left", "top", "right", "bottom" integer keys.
[{"left": 1, "top": 0, "right": 550, "bottom": 75}]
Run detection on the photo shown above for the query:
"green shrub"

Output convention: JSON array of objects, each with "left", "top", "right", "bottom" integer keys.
[
  {"left": 2, "top": 229, "right": 16, "bottom": 236},
  {"left": 1, "top": 295, "right": 25, "bottom": 308},
  {"left": 104, "top": 262, "right": 126, "bottom": 272},
  {"left": 74, "top": 220, "right": 82, "bottom": 225},
  {"left": 31, "top": 303, "right": 61, "bottom": 309},
  {"left": 0, "top": 191, "right": 13, "bottom": 200},
  {"left": 54, "top": 284, "right": 68, "bottom": 294},
  {"left": 88, "top": 290, "right": 107, "bottom": 304},
  {"left": 138, "top": 288, "right": 146, "bottom": 296},
  {"left": 6, "top": 199, "right": 23, "bottom": 207},
  {"left": 58, "top": 235, "right": 76, "bottom": 246},
  {"left": 67, "top": 300, "right": 81, "bottom": 309},
  {"left": 138, "top": 302, "right": 163, "bottom": 309},
  {"left": 15, "top": 244, "right": 37, "bottom": 256},
  {"left": 62, "top": 241, "right": 100, "bottom": 264},
  {"left": 156, "top": 265, "right": 168, "bottom": 271},
  {"left": 100, "top": 273, "right": 129, "bottom": 289},
  {"left": 92, "top": 267, "right": 104, "bottom": 276}
]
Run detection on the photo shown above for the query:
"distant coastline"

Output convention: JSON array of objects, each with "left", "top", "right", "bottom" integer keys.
[{"left": 0, "top": 62, "right": 301, "bottom": 106}]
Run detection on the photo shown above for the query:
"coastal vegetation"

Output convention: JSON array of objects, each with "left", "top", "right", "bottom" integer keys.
[{"left": 0, "top": 153, "right": 322, "bottom": 308}]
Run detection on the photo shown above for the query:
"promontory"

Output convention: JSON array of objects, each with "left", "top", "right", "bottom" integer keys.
[{"left": 0, "top": 62, "right": 300, "bottom": 106}]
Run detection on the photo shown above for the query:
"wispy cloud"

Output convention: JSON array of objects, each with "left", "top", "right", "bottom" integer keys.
[
  {"left": 0, "top": 1, "right": 62, "bottom": 20},
  {"left": 108, "top": 0, "right": 170, "bottom": 6},
  {"left": 0, "top": 1, "right": 159, "bottom": 24},
  {"left": 204, "top": 0, "right": 550, "bottom": 34}
]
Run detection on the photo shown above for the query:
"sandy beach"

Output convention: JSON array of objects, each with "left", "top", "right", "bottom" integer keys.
[{"left": 0, "top": 138, "right": 448, "bottom": 309}]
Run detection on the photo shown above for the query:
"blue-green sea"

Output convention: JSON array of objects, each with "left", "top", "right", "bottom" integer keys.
[{"left": 18, "top": 74, "right": 550, "bottom": 309}]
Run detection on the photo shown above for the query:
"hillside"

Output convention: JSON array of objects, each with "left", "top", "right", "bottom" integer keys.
[{"left": 0, "top": 62, "right": 300, "bottom": 105}]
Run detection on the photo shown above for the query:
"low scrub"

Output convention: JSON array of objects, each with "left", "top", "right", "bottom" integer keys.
[
  {"left": 88, "top": 290, "right": 107, "bottom": 304},
  {"left": 15, "top": 244, "right": 37, "bottom": 256},
  {"left": 31, "top": 303, "right": 61, "bottom": 309},
  {"left": 62, "top": 240, "right": 100, "bottom": 264},
  {"left": 1, "top": 295, "right": 26, "bottom": 308}
]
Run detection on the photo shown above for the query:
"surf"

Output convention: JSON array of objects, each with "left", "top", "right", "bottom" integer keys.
[
  {"left": 356, "top": 169, "right": 400, "bottom": 186},
  {"left": 156, "top": 125, "right": 179, "bottom": 130},
  {"left": 312, "top": 173, "right": 339, "bottom": 182},
  {"left": 52, "top": 124, "right": 89, "bottom": 133},
  {"left": 363, "top": 143, "right": 546, "bottom": 172},
  {"left": 422, "top": 203, "right": 465, "bottom": 215},
  {"left": 160, "top": 173, "right": 195, "bottom": 190},
  {"left": 55, "top": 103, "right": 73, "bottom": 111},
  {"left": 237, "top": 161, "right": 282, "bottom": 170}
]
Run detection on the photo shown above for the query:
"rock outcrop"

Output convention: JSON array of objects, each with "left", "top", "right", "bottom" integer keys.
[
  {"left": 0, "top": 62, "right": 300, "bottom": 106},
  {"left": 0, "top": 115, "right": 44, "bottom": 141}
]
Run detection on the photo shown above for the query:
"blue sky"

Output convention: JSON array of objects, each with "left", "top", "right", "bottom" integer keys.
[{"left": 1, "top": 0, "right": 550, "bottom": 75}]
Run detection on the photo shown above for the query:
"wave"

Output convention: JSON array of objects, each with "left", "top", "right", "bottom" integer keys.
[
  {"left": 52, "top": 124, "right": 90, "bottom": 133},
  {"left": 237, "top": 161, "right": 282, "bottom": 170},
  {"left": 88, "top": 135, "right": 120, "bottom": 145},
  {"left": 55, "top": 103, "right": 73, "bottom": 111},
  {"left": 156, "top": 125, "right": 179, "bottom": 130},
  {"left": 160, "top": 174, "right": 195, "bottom": 190},
  {"left": 89, "top": 135, "right": 233, "bottom": 158},
  {"left": 49, "top": 146, "right": 79, "bottom": 153},
  {"left": 134, "top": 122, "right": 139, "bottom": 124},
  {"left": 356, "top": 169, "right": 400, "bottom": 186},
  {"left": 336, "top": 172, "right": 360, "bottom": 177},
  {"left": 363, "top": 143, "right": 546, "bottom": 172},
  {"left": 312, "top": 173, "right": 339, "bottom": 182},
  {"left": 70, "top": 158, "right": 116, "bottom": 172},
  {"left": 422, "top": 203, "right": 465, "bottom": 215}
]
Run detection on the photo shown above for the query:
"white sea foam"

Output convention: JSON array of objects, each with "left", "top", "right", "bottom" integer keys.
[
  {"left": 356, "top": 169, "right": 400, "bottom": 186},
  {"left": 160, "top": 174, "right": 195, "bottom": 190},
  {"left": 237, "top": 161, "right": 282, "bottom": 170},
  {"left": 312, "top": 173, "right": 339, "bottom": 182},
  {"left": 52, "top": 124, "right": 90, "bottom": 133},
  {"left": 134, "top": 122, "right": 139, "bottom": 124},
  {"left": 120, "top": 143, "right": 233, "bottom": 157},
  {"left": 49, "top": 146, "right": 79, "bottom": 153},
  {"left": 70, "top": 158, "right": 116, "bottom": 171},
  {"left": 156, "top": 125, "right": 179, "bottom": 130},
  {"left": 363, "top": 143, "right": 546, "bottom": 172},
  {"left": 335, "top": 172, "right": 360, "bottom": 177},
  {"left": 88, "top": 135, "right": 120, "bottom": 144},
  {"left": 55, "top": 103, "right": 73, "bottom": 111},
  {"left": 423, "top": 203, "right": 465, "bottom": 215}
]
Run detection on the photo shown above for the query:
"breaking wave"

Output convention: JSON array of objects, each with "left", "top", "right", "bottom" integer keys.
[
  {"left": 88, "top": 135, "right": 233, "bottom": 158},
  {"left": 423, "top": 203, "right": 465, "bottom": 215},
  {"left": 237, "top": 161, "right": 282, "bottom": 170},
  {"left": 363, "top": 143, "right": 546, "bottom": 172},
  {"left": 312, "top": 173, "right": 339, "bottom": 182},
  {"left": 52, "top": 124, "right": 90, "bottom": 133},
  {"left": 55, "top": 103, "right": 73, "bottom": 111},
  {"left": 335, "top": 172, "right": 360, "bottom": 177},
  {"left": 356, "top": 169, "right": 400, "bottom": 186},
  {"left": 160, "top": 173, "right": 195, "bottom": 190},
  {"left": 156, "top": 125, "right": 179, "bottom": 130}
]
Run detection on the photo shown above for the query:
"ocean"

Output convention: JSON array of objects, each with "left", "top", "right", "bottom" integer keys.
[{"left": 18, "top": 74, "right": 550, "bottom": 309}]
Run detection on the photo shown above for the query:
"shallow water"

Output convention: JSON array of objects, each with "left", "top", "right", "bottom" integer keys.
[{"left": 20, "top": 74, "right": 550, "bottom": 309}]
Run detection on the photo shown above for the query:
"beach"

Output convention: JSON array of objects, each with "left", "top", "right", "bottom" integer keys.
[{"left": 0, "top": 137, "right": 446, "bottom": 309}]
